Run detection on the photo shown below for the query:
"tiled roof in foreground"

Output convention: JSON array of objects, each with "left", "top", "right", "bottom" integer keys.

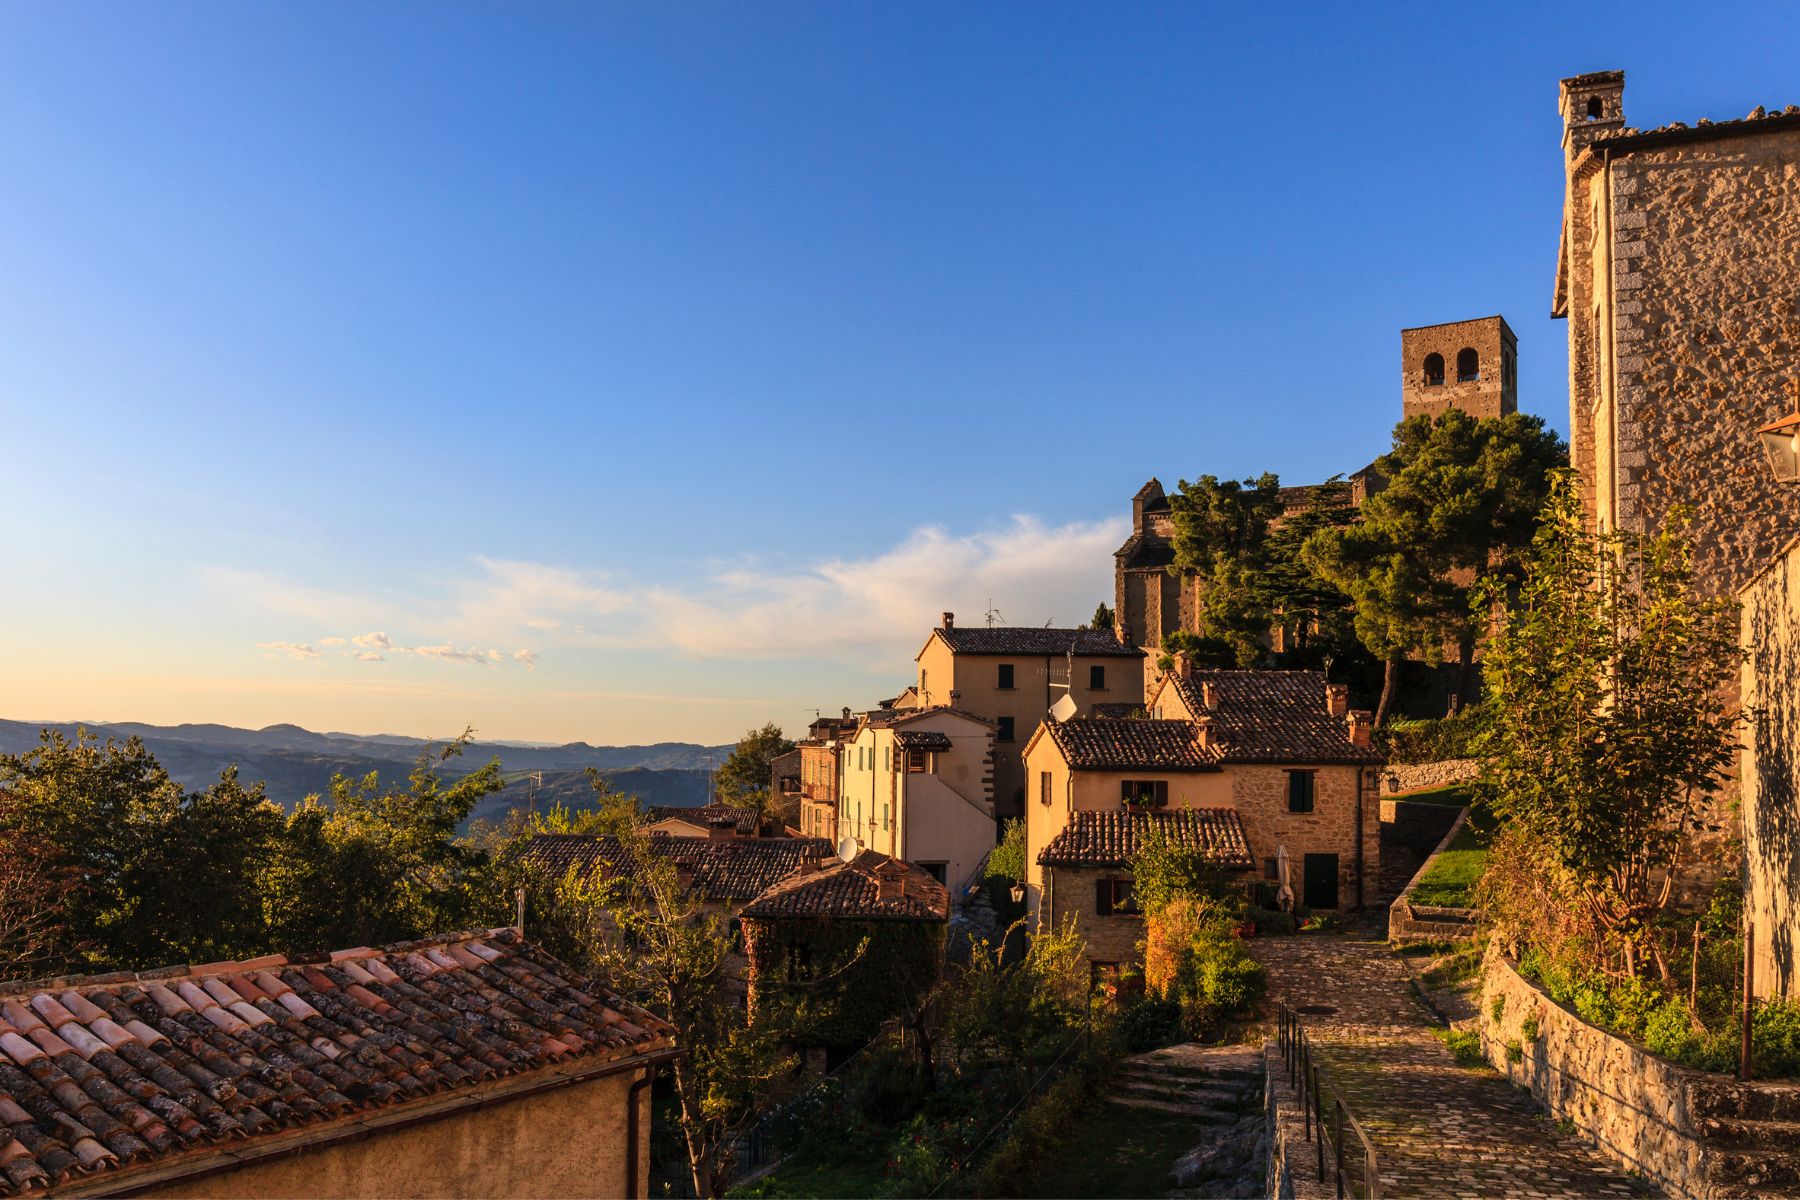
[
  {"left": 523, "top": 832, "right": 831, "bottom": 900},
  {"left": 1043, "top": 718, "right": 1221, "bottom": 772},
  {"left": 1170, "top": 670, "right": 1384, "bottom": 764},
  {"left": 1037, "top": 808, "right": 1255, "bottom": 870},
  {"left": 0, "top": 929, "right": 673, "bottom": 1196},
  {"left": 739, "top": 851, "right": 949, "bottom": 922}
]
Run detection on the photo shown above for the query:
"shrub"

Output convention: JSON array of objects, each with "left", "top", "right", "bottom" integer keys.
[
  {"left": 1505, "top": 1040, "right": 1523, "bottom": 1064},
  {"left": 1438, "top": 1028, "right": 1485, "bottom": 1067},
  {"left": 1247, "top": 906, "right": 1296, "bottom": 936},
  {"left": 1377, "top": 705, "right": 1489, "bottom": 764},
  {"left": 1520, "top": 1014, "right": 1541, "bottom": 1042},
  {"left": 1490, "top": 994, "right": 1506, "bottom": 1021},
  {"left": 1120, "top": 997, "right": 1182, "bottom": 1053},
  {"left": 1752, "top": 999, "right": 1800, "bottom": 1078}
]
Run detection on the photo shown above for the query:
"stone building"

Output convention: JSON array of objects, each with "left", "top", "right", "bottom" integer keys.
[
  {"left": 0, "top": 929, "right": 678, "bottom": 1199},
  {"left": 1114, "top": 318, "right": 1518, "bottom": 654},
  {"left": 912, "top": 614, "right": 1145, "bottom": 819},
  {"left": 797, "top": 711, "right": 854, "bottom": 843},
  {"left": 1551, "top": 70, "right": 1800, "bottom": 992}
]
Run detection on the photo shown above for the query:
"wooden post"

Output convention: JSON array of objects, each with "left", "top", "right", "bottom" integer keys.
[
  {"left": 515, "top": 886, "right": 527, "bottom": 936},
  {"left": 1690, "top": 921, "right": 1702, "bottom": 1016},
  {"left": 1741, "top": 919, "right": 1755, "bottom": 1082}
]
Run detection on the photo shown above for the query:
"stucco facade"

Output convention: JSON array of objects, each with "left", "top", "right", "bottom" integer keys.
[
  {"left": 913, "top": 620, "right": 1144, "bottom": 819},
  {"left": 119, "top": 1064, "right": 656, "bottom": 1200},
  {"left": 837, "top": 706, "right": 996, "bottom": 896}
]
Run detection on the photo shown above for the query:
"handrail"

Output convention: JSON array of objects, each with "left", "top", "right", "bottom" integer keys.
[{"left": 1275, "top": 1000, "right": 1382, "bottom": 1200}]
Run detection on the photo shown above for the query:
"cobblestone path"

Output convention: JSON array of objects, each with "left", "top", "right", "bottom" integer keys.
[{"left": 1256, "top": 935, "right": 1649, "bottom": 1199}]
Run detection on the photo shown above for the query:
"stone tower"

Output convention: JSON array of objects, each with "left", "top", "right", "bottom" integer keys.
[{"left": 1399, "top": 316, "right": 1518, "bottom": 422}]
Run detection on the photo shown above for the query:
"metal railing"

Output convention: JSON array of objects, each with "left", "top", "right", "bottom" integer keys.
[{"left": 1276, "top": 1000, "right": 1382, "bottom": 1200}]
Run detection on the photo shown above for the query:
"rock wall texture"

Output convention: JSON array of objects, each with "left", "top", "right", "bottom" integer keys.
[
  {"left": 1480, "top": 944, "right": 1800, "bottom": 1197},
  {"left": 1741, "top": 541, "right": 1800, "bottom": 1000},
  {"left": 1380, "top": 759, "right": 1482, "bottom": 796}
]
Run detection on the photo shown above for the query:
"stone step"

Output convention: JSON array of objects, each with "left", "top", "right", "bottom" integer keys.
[
  {"left": 1691, "top": 1079, "right": 1800, "bottom": 1124},
  {"left": 1101, "top": 1093, "right": 1240, "bottom": 1120},
  {"left": 1695, "top": 1115, "right": 1800, "bottom": 1153},
  {"left": 1113, "top": 1078, "right": 1248, "bottom": 1107},
  {"left": 1118, "top": 1062, "right": 1259, "bottom": 1087},
  {"left": 1705, "top": 1149, "right": 1800, "bottom": 1191}
]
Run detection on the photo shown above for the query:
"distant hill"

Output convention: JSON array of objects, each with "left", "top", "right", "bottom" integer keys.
[{"left": 0, "top": 718, "right": 728, "bottom": 824}]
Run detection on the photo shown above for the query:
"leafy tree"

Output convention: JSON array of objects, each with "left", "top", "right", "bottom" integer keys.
[
  {"left": 522, "top": 792, "right": 794, "bottom": 1198},
  {"left": 0, "top": 792, "right": 81, "bottom": 975},
  {"left": 1165, "top": 473, "right": 1284, "bottom": 665},
  {"left": 712, "top": 722, "right": 796, "bottom": 825},
  {"left": 1086, "top": 602, "right": 1115, "bottom": 632},
  {"left": 1261, "top": 477, "right": 1359, "bottom": 662},
  {"left": 1476, "top": 473, "right": 1741, "bottom": 982}
]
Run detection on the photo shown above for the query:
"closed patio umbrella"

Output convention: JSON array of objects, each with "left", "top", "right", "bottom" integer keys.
[{"left": 1276, "top": 844, "right": 1294, "bottom": 912}]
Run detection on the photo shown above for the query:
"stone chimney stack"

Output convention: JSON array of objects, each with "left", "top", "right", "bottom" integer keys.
[
  {"left": 1193, "top": 716, "right": 1213, "bottom": 750},
  {"left": 1559, "top": 71, "right": 1626, "bottom": 162},
  {"left": 841, "top": 707, "right": 852, "bottom": 721},
  {"left": 942, "top": 611, "right": 955, "bottom": 630},
  {"left": 1325, "top": 682, "right": 1350, "bottom": 718},
  {"left": 876, "top": 862, "right": 905, "bottom": 903},
  {"left": 1173, "top": 650, "right": 1194, "bottom": 680},
  {"left": 1117, "top": 622, "right": 1134, "bottom": 647},
  {"left": 1347, "top": 710, "right": 1374, "bottom": 749},
  {"left": 949, "top": 689, "right": 962, "bottom": 708},
  {"left": 1200, "top": 680, "right": 1218, "bottom": 711}
]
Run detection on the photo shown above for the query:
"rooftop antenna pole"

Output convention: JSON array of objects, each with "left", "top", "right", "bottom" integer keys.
[
  {"left": 525, "top": 770, "right": 542, "bottom": 816},
  {"left": 985, "top": 599, "right": 1007, "bottom": 628}
]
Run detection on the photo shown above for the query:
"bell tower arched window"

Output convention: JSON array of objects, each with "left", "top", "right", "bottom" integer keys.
[
  {"left": 1423, "top": 353, "right": 1445, "bottom": 387},
  {"left": 1586, "top": 97, "right": 1604, "bottom": 120},
  {"left": 1456, "top": 348, "right": 1480, "bottom": 382}
]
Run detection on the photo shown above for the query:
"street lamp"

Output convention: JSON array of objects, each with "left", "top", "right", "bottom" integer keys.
[{"left": 1756, "top": 383, "right": 1800, "bottom": 483}]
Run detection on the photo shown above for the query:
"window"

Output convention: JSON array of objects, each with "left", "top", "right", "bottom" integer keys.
[
  {"left": 920, "top": 862, "right": 947, "bottom": 884},
  {"left": 883, "top": 746, "right": 890, "bottom": 772},
  {"left": 785, "top": 943, "right": 813, "bottom": 981},
  {"left": 907, "top": 748, "right": 928, "bottom": 773},
  {"left": 1286, "top": 769, "right": 1316, "bottom": 813},
  {"left": 1120, "top": 779, "right": 1169, "bottom": 807},
  {"left": 1457, "top": 347, "right": 1480, "bottom": 383},
  {"left": 1586, "top": 96, "right": 1604, "bottom": 120},
  {"left": 1039, "top": 770, "right": 1053, "bottom": 806},
  {"left": 883, "top": 802, "right": 890, "bottom": 829},
  {"left": 1093, "top": 878, "right": 1139, "bottom": 916},
  {"left": 997, "top": 663, "right": 1015, "bottom": 690},
  {"left": 1089, "top": 664, "right": 1106, "bottom": 690},
  {"left": 1263, "top": 857, "right": 1280, "bottom": 880},
  {"left": 1423, "top": 353, "right": 1445, "bottom": 386},
  {"left": 997, "top": 716, "right": 1015, "bottom": 742}
]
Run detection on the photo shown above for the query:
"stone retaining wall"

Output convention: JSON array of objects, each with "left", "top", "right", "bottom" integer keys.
[
  {"left": 1380, "top": 758, "right": 1482, "bottom": 796},
  {"left": 1388, "top": 809, "right": 1480, "bottom": 944},
  {"left": 1479, "top": 943, "right": 1800, "bottom": 1198}
]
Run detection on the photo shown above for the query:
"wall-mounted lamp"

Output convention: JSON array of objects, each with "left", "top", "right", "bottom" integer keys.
[{"left": 1757, "top": 386, "right": 1800, "bottom": 482}]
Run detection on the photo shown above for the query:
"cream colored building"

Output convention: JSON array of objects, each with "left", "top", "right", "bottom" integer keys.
[
  {"left": 913, "top": 613, "right": 1145, "bottom": 820},
  {"left": 837, "top": 705, "right": 996, "bottom": 898}
]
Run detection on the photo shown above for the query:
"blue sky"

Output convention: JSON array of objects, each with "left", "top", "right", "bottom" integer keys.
[{"left": 2, "top": 2, "right": 1796, "bottom": 744}]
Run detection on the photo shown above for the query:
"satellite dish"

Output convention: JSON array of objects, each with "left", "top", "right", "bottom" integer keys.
[
  {"left": 1049, "top": 693, "right": 1078, "bottom": 724},
  {"left": 836, "top": 836, "right": 859, "bottom": 863}
]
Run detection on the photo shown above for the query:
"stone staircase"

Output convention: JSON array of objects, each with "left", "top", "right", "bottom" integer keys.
[
  {"left": 1102, "top": 1043, "right": 1267, "bottom": 1198},
  {"left": 1690, "top": 1078, "right": 1800, "bottom": 1194}
]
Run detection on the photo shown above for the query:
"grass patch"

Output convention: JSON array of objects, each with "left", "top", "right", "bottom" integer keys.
[
  {"left": 1390, "top": 782, "right": 1478, "bottom": 807},
  {"left": 1420, "top": 948, "right": 1484, "bottom": 989},
  {"left": 1433, "top": 1027, "right": 1487, "bottom": 1068},
  {"left": 1408, "top": 803, "right": 1499, "bottom": 908},
  {"left": 1006, "top": 1094, "right": 1223, "bottom": 1198}
]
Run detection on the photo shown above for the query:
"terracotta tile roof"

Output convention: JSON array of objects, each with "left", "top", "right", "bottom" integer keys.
[
  {"left": 522, "top": 833, "right": 830, "bottom": 901},
  {"left": 647, "top": 803, "right": 759, "bottom": 834},
  {"left": 892, "top": 730, "right": 953, "bottom": 751},
  {"left": 930, "top": 627, "right": 1143, "bottom": 658},
  {"left": 738, "top": 851, "right": 948, "bottom": 922},
  {"left": 1169, "top": 670, "right": 1384, "bottom": 765},
  {"left": 0, "top": 930, "right": 673, "bottom": 1195},
  {"left": 1042, "top": 719, "right": 1221, "bottom": 772},
  {"left": 1036, "top": 809, "right": 1254, "bottom": 870},
  {"left": 1090, "top": 702, "right": 1146, "bottom": 719}
]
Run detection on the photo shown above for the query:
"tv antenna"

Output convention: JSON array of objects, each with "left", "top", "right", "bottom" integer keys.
[
  {"left": 525, "top": 770, "right": 543, "bottom": 815},
  {"left": 985, "top": 599, "right": 1007, "bottom": 627}
]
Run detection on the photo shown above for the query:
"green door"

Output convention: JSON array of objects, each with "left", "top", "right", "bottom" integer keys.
[{"left": 1303, "top": 853, "right": 1339, "bottom": 910}]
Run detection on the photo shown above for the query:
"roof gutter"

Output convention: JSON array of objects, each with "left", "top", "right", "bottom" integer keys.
[{"left": 82, "top": 1045, "right": 685, "bottom": 1198}]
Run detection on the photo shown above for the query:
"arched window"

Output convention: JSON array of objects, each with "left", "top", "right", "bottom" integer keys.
[
  {"left": 1586, "top": 97, "right": 1604, "bottom": 121},
  {"left": 1423, "top": 353, "right": 1444, "bottom": 387},
  {"left": 1457, "top": 348, "right": 1480, "bottom": 382}
]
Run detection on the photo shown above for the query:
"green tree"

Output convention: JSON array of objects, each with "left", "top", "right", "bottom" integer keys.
[
  {"left": 1087, "top": 601, "right": 1115, "bottom": 632},
  {"left": 1476, "top": 474, "right": 1741, "bottom": 981},
  {"left": 712, "top": 722, "right": 796, "bottom": 821},
  {"left": 1261, "top": 477, "right": 1359, "bottom": 663},
  {"left": 1165, "top": 473, "right": 1284, "bottom": 665}
]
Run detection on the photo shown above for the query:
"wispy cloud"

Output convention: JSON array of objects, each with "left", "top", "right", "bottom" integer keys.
[
  {"left": 255, "top": 640, "right": 320, "bottom": 661},
  {"left": 222, "top": 513, "right": 1122, "bottom": 673}
]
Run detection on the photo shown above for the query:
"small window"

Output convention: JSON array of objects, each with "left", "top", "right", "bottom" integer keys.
[
  {"left": 907, "top": 748, "right": 928, "bottom": 773},
  {"left": 1039, "top": 770, "right": 1053, "bottom": 806},
  {"left": 1287, "top": 770, "right": 1316, "bottom": 814},
  {"left": 920, "top": 862, "right": 947, "bottom": 884},
  {"left": 883, "top": 746, "right": 891, "bottom": 772},
  {"left": 1263, "top": 857, "right": 1280, "bottom": 880},
  {"left": 997, "top": 716, "right": 1015, "bottom": 742},
  {"left": 1423, "top": 353, "right": 1445, "bottom": 387},
  {"left": 1120, "top": 779, "right": 1169, "bottom": 807},
  {"left": 883, "top": 803, "right": 890, "bottom": 829},
  {"left": 1094, "top": 878, "right": 1139, "bottom": 916},
  {"left": 785, "top": 943, "right": 813, "bottom": 981},
  {"left": 1089, "top": 664, "right": 1106, "bottom": 690},
  {"left": 997, "top": 663, "right": 1015, "bottom": 690},
  {"left": 1586, "top": 96, "right": 1604, "bottom": 120},
  {"left": 1457, "top": 347, "right": 1480, "bottom": 383}
]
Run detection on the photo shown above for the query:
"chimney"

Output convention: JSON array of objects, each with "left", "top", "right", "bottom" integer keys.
[
  {"left": 1325, "top": 682, "right": 1350, "bottom": 718},
  {"left": 876, "top": 863, "right": 905, "bottom": 903},
  {"left": 1118, "top": 622, "right": 1134, "bottom": 647},
  {"left": 1200, "top": 680, "right": 1218, "bottom": 711},
  {"left": 942, "top": 611, "right": 955, "bottom": 630},
  {"left": 1347, "top": 709, "right": 1374, "bottom": 749},
  {"left": 949, "top": 689, "right": 962, "bottom": 708},
  {"left": 1173, "top": 650, "right": 1193, "bottom": 680},
  {"left": 841, "top": 706, "right": 852, "bottom": 721},
  {"left": 1193, "top": 716, "right": 1213, "bottom": 750}
]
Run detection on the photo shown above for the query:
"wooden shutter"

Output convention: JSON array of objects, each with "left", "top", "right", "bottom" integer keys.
[
  {"left": 1120, "top": 780, "right": 1133, "bottom": 803},
  {"left": 1095, "top": 880, "right": 1113, "bottom": 916},
  {"left": 1153, "top": 780, "right": 1169, "bottom": 806}
]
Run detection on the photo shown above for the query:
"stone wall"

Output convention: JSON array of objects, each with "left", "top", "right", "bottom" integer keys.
[
  {"left": 1742, "top": 540, "right": 1800, "bottom": 999},
  {"left": 1043, "top": 863, "right": 1143, "bottom": 969},
  {"left": 1480, "top": 943, "right": 1800, "bottom": 1198},
  {"left": 1388, "top": 809, "right": 1480, "bottom": 944},
  {"left": 1380, "top": 758, "right": 1482, "bottom": 796},
  {"left": 1230, "top": 764, "right": 1378, "bottom": 911}
]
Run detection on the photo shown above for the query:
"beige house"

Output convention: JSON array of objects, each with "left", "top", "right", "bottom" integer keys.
[
  {"left": 1146, "top": 666, "right": 1383, "bottom": 910},
  {"left": 0, "top": 929, "right": 678, "bottom": 1199},
  {"left": 913, "top": 614, "right": 1145, "bottom": 820},
  {"left": 837, "top": 706, "right": 996, "bottom": 898}
]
